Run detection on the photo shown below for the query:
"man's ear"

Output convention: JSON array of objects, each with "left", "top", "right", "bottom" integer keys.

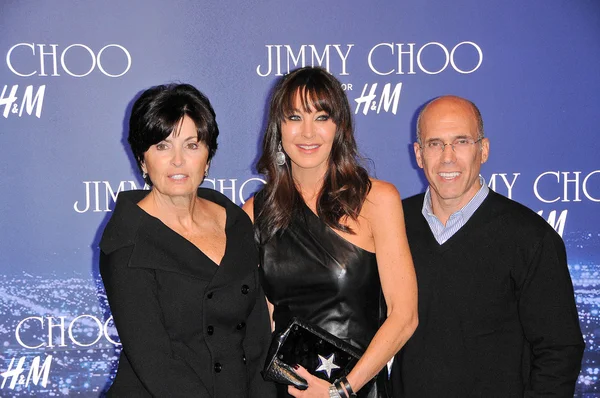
[
  {"left": 414, "top": 142, "right": 424, "bottom": 169},
  {"left": 480, "top": 138, "right": 490, "bottom": 164}
]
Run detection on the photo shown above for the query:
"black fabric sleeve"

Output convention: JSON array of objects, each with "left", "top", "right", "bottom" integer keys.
[
  {"left": 517, "top": 229, "right": 585, "bottom": 397},
  {"left": 243, "top": 269, "right": 277, "bottom": 398},
  {"left": 100, "top": 247, "right": 212, "bottom": 398}
]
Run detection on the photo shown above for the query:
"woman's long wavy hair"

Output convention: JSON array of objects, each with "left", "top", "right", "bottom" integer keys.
[{"left": 256, "top": 66, "right": 371, "bottom": 242}]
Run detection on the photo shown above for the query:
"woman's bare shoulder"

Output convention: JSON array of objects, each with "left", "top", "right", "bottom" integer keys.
[{"left": 366, "top": 178, "right": 402, "bottom": 207}]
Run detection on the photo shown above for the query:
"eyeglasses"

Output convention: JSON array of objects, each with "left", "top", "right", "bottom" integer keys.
[{"left": 420, "top": 137, "right": 483, "bottom": 154}]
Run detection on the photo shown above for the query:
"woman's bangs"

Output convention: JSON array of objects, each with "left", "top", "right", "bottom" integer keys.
[{"left": 279, "top": 84, "right": 335, "bottom": 120}]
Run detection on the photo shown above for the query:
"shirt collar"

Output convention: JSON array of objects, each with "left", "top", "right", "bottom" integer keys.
[{"left": 422, "top": 175, "right": 489, "bottom": 223}]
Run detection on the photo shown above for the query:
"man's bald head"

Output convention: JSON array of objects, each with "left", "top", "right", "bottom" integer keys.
[{"left": 416, "top": 96, "right": 484, "bottom": 145}]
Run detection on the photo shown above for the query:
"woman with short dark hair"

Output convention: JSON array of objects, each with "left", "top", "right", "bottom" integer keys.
[
  {"left": 244, "top": 67, "right": 418, "bottom": 398},
  {"left": 100, "top": 83, "right": 275, "bottom": 397}
]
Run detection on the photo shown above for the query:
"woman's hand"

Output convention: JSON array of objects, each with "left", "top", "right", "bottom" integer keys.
[{"left": 287, "top": 366, "right": 332, "bottom": 398}]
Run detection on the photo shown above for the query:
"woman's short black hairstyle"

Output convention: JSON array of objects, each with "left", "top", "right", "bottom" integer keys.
[{"left": 128, "top": 83, "right": 219, "bottom": 184}]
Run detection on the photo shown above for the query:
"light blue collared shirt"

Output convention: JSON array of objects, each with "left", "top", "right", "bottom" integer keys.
[{"left": 422, "top": 175, "right": 489, "bottom": 245}]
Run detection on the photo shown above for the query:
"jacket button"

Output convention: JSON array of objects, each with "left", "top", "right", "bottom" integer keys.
[
  {"left": 207, "top": 292, "right": 213, "bottom": 299},
  {"left": 242, "top": 355, "right": 247, "bottom": 364},
  {"left": 214, "top": 362, "right": 222, "bottom": 373},
  {"left": 207, "top": 325, "right": 214, "bottom": 335},
  {"left": 241, "top": 285, "right": 249, "bottom": 294},
  {"left": 236, "top": 322, "right": 246, "bottom": 330}
]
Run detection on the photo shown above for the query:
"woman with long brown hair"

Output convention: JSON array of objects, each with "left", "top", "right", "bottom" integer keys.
[{"left": 243, "top": 67, "right": 418, "bottom": 398}]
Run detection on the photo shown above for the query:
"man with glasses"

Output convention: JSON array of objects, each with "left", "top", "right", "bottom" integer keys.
[{"left": 392, "top": 95, "right": 584, "bottom": 397}]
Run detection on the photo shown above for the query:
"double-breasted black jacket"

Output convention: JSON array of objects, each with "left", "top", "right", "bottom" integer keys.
[{"left": 99, "top": 188, "right": 276, "bottom": 397}]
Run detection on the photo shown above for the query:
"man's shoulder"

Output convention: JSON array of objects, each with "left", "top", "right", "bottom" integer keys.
[
  {"left": 485, "top": 190, "right": 560, "bottom": 238},
  {"left": 487, "top": 190, "right": 540, "bottom": 221}
]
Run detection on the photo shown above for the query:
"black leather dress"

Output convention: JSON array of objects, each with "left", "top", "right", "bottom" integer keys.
[{"left": 255, "top": 192, "right": 391, "bottom": 398}]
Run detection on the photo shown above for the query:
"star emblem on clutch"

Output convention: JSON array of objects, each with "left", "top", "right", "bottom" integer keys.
[{"left": 315, "top": 353, "right": 340, "bottom": 378}]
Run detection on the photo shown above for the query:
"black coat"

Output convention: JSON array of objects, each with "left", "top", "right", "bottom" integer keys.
[{"left": 100, "top": 188, "right": 276, "bottom": 398}]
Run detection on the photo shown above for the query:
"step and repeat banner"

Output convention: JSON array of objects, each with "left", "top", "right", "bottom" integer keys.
[{"left": 1, "top": 1, "right": 599, "bottom": 396}]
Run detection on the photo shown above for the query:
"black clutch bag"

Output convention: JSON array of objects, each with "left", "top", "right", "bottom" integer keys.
[{"left": 262, "top": 317, "right": 363, "bottom": 390}]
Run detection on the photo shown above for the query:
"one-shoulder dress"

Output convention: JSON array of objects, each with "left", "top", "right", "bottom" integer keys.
[{"left": 254, "top": 192, "right": 391, "bottom": 398}]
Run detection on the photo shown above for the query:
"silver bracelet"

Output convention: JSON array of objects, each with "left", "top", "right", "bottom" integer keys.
[{"left": 329, "top": 384, "right": 342, "bottom": 398}]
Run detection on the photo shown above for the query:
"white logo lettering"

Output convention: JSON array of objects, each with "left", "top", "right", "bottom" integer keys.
[
  {"left": 488, "top": 173, "right": 520, "bottom": 199},
  {"left": 74, "top": 178, "right": 267, "bottom": 213},
  {"left": 74, "top": 180, "right": 143, "bottom": 213},
  {"left": 1, "top": 355, "right": 52, "bottom": 390},
  {"left": 6, "top": 43, "right": 131, "bottom": 78},
  {"left": 15, "top": 315, "right": 119, "bottom": 348},
  {"left": 256, "top": 44, "right": 353, "bottom": 76},
  {"left": 367, "top": 41, "right": 483, "bottom": 75},
  {"left": 0, "top": 85, "right": 45, "bottom": 118},
  {"left": 534, "top": 171, "right": 599, "bottom": 203},
  {"left": 354, "top": 83, "right": 402, "bottom": 115}
]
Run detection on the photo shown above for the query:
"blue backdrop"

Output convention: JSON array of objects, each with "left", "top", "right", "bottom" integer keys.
[{"left": 1, "top": 1, "right": 599, "bottom": 396}]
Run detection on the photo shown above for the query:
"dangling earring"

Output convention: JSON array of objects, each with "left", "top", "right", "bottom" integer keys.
[
  {"left": 142, "top": 172, "right": 148, "bottom": 180},
  {"left": 275, "top": 142, "right": 286, "bottom": 166},
  {"left": 204, "top": 169, "right": 209, "bottom": 177}
]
